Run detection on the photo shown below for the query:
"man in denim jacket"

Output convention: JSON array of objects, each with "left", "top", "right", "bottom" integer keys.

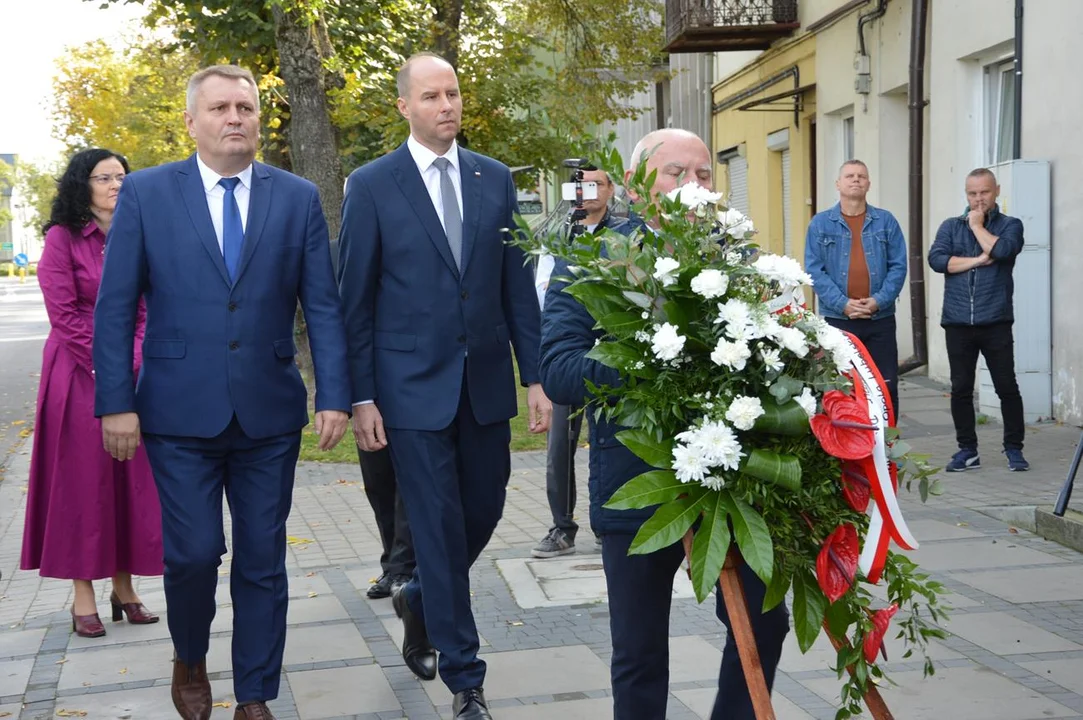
[
  {"left": 804, "top": 160, "right": 907, "bottom": 413},
  {"left": 927, "top": 168, "right": 1028, "bottom": 472}
]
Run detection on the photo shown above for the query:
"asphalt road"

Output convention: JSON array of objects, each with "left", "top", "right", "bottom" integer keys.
[{"left": 0, "top": 276, "right": 49, "bottom": 468}]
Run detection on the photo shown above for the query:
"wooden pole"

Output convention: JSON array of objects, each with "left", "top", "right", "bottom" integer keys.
[{"left": 824, "top": 629, "right": 895, "bottom": 720}]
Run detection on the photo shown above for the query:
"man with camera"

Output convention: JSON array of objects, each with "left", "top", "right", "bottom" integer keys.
[{"left": 531, "top": 166, "right": 622, "bottom": 558}]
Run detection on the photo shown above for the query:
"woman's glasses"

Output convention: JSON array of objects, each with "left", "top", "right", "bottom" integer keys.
[{"left": 90, "top": 174, "right": 126, "bottom": 186}]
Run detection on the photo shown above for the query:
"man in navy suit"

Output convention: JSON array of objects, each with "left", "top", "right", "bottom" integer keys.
[
  {"left": 337, "top": 53, "right": 551, "bottom": 720},
  {"left": 94, "top": 65, "right": 351, "bottom": 720}
]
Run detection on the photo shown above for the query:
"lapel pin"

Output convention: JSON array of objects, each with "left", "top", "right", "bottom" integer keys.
[{"left": 475, "top": 170, "right": 481, "bottom": 177}]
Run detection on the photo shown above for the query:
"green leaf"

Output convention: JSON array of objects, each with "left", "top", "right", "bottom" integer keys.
[
  {"left": 762, "top": 562, "right": 791, "bottom": 612},
  {"left": 585, "top": 343, "right": 656, "bottom": 379},
  {"left": 824, "top": 597, "right": 854, "bottom": 640},
  {"left": 792, "top": 569, "right": 828, "bottom": 653},
  {"left": 718, "top": 491, "right": 774, "bottom": 584},
  {"left": 628, "top": 492, "right": 708, "bottom": 555},
  {"left": 929, "top": 478, "right": 944, "bottom": 496},
  {"left": 740, "top": 449, "right": 802, "bottom": 492},
  {"left": 614, "top": 428, "right": 674, "bottom": 469},
  {"left": 622, "top": 290, "right": 653, "bottom": 309},
  {"left": 662, "top": 298, "right": 694, "bottom": 330},
  {"left": 604, "top": 470, "right": 683, "bottom": 510},
  {"left": 597, "top": 311, "right": 647, "bottom": 338},
  {"left": 753, "top": 400, "right": 810, "bottom": 437},
  {"left": 769, "top": 375, "right": 806, "bottom": 405},
  {"left": 689, "top": 493, "right": 732, "bottom": 602}
]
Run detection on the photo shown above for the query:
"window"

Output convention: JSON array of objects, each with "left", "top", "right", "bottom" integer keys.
[
  {"left": 985, "top": 58, "right": 1017, "bottom": 164},
  {"left": 842, "top": 115, "right": 855, "bottom": 163}
]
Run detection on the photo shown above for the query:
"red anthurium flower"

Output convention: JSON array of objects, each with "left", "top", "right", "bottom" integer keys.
[
  {"left": 810, "top": 390, "right": 876, "bottom": 460},
  {"left": 863, "top": 604, "right": 900, "bottom": 664},
  {"left": 816, "top": 523, "right": 860, "bottom": 603},
  {"left": 840, "top": 461, "right": 872, "bottom": 513}
]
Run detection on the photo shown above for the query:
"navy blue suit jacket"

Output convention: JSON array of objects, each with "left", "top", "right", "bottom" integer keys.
[
  {"left": 93, "top": 154, "right": 351, "bottom": 439},
  {"left": 337, "top": 142, "right": 540, "bottom": 431}
]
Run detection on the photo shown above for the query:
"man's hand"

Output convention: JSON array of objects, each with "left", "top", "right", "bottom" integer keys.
[
  {"left": 856, "top": 297, "right": 880, "bottom": 315},
  {"left": 844, "top": 299, "right": 870, "bottom": 320},
  {"left": 314, "top": 410, "right": 349, "bottom": 451},
  {"left": 102, "top": 412, "right": 141, "bottom": 462},
  {"left": 352, "top": 404, "right": 388, "bottom": 452},
  {"left": 967, "top": 209, "right": 985, "bottom": 229},
  {"left": 526, "top": 383, "right": 552, "bottom": 434}
]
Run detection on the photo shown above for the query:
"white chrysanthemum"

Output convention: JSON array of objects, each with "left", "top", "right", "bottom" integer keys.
[
  {"left": 753, "top": 253, "right": 813, "bottom": 287},
  {"left": 795, "top": 386, "right": 817, "bottom": 417},
  {"left": 650, "top": 322, "right": 686, "bottom": 361},
  {"left": 726, "top": 396, "right": 765, "bottom": 431},
  {"left": 711, "top": 338, "right": 752, "bottom": 371},
  {"left": 691, "top": 269, "right": 729, "bottom": 299},
  {"left": 672, "top": 443, "right": 710, "bottom": 484},
  {"left": 666, "top": 181, "right": 723, "bottom": 208},
  {"left": 653, "top": 257, "right": 680, "bottom": 287},
  {"left": 694, "top": 421, "right": 745, "bottom": 471},
  {"left": 715, "top": 298, "right": 751, "bottom": 328},
  {"left": 760, "top": 347, "right": 784, "bottom": 373},
  {"left": 752, "top": 313, "right": 782, "bottom": 340},
  {"left": 717, "top": 207, "right": 755, "bottom": 237},
  {"left": 775, "top": 326, "right": 809, "bottom": 358},
  {"left": 701, "top": 475, "right": 727, "bottom": 491}
]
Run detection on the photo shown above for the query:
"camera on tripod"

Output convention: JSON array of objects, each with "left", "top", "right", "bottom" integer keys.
[{"left": 561, "top": 158, "right": 599, "bottom": 238}]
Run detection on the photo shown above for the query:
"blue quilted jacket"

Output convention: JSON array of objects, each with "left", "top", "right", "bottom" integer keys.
[{"left": 927, "top": 205, "right": 1024, "bottom": 327}]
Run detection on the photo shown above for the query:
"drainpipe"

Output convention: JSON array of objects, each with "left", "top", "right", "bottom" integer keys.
[
  {"left": 898, "top": 0, "right": 929, "bottom": 375},
  {"left": 1013, "top": 0, "right": 1023, "bottom": 159}
]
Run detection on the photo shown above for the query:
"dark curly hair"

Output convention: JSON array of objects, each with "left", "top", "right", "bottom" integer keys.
[{"left": 43, "top": 148, "right": 131, "bottom": 235}]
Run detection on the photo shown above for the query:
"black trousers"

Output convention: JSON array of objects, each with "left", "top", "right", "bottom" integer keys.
[
  {"left": 826, "top": 315, "right": 900, "bottom": 416},
  {"left": 356, "top": 445, "right": 415, "bottom": 577},
  {"left": 545, "top": 403, "right": 585, "bottom": 538},
  {"left": 944, "top": 323, "right": 1025, "bottom": 451}
]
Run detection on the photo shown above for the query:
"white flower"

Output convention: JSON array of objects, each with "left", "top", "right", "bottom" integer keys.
[
  {"left": 711, "top": 337, "right": 752, "bottom": 371},
  {"left": 701, "top": 475, "right": 727, "bottom": 491},
  {"left": 726, "top": 396, "right": 765, "bottom": 431},
  {"left": 694, "top": 421, "right": 745, "bottom": 471},
  {"left": 726, "top": 251, "right": 744, "bottom": 265},
  {"left": 666, "top": 181, "right": 723, "bottom": 208},
  {"left": 811, "top": 321, "right": 859, "bottom": 373},
  {"left": 717, "top": 207, "right": 755, "bottom": 237},
  {"left": 672, "top": 443, "right": 710, "bottom": 484},
  {"left": 641, "top": 311, "right": 650, "bottom": 319},
  {"left": 691, "top": 269, "right": 729, "bottom": 299},
  {"left": 634, "top": 330, "right": 652, "bottom": 344},
  {"left": 650, "top": 322, "right": 686, "bottom": 361},
  {"left": 760, "top": 347, "right": 784, "bottom": 373},
  {"left": 796, "top": 386, "right": 817, "bottom": 417},
  {"left": 775, "top": 326, "right": 809, "bottom": 358},
  {"left": 753, "top": 253, "right": 813, "bottom": 287},
  {"left": 653, "top": 257, "right": 680, "bottom": 287},
  {"left": 714, "top": 298, "right": 752, "bottom": 338}
]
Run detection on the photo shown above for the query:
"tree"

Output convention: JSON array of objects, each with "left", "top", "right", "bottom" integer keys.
[
  {"left": 51, "top": 37, "right": 200, "bottom": 170},
  {"left": 0, "top": 159, "right": 57, "bottom": 240}
]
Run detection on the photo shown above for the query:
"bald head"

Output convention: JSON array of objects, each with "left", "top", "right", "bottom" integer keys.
[
  {"left": 626, "top": 129, "right": 712, "bottom": 201},
  {"left": 396, "top": 52, "right": 454, "bottom": 99}
]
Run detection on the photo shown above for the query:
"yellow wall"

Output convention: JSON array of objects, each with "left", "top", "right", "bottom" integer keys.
[{"left": 712, "top": 34, "right": 817, "bottom": 263}]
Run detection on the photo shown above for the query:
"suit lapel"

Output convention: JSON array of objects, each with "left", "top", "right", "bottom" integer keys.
[
  {"left": 233, "top": 162, "right": 272, "bottom": 286},
  {"left": 390, "top": 143, "right": 459, "bottom": 278},
  {"left": 458, "top": 148, "right": 482, "bottom": 274},
  {"left": 176, "top": 155, "right": 231, "bottom": 287}
]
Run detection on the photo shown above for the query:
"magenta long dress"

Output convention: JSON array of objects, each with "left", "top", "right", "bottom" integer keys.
[{"left": 20, "top": 222, "right": 164, "bottom": 580}]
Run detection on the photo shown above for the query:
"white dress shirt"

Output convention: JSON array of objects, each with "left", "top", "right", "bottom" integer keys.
[
  {"left": 196, "top": 154, "right": 253, "bottom": 250},
  {"left": 406, "top": 134, "right": 463, "bottom": 233},
  {"left": 535, "top": 222, "right": 599, "bottom": 309}
]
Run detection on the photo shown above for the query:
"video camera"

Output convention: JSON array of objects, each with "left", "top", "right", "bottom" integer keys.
[{"left": 561, "top": 158, "right": 599, "bottom": 239}]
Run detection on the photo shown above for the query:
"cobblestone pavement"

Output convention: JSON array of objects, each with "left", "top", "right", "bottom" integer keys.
[{"left": 1, "top": 377, "right": 1081, "bottom": 719}]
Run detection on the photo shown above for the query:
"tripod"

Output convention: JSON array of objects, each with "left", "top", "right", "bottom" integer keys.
[{"left": 1053, "top": 428, "right": 1083, "bottom": 517}]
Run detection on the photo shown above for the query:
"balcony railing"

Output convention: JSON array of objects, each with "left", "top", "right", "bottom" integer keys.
[{"left": 665, "top": 0, "right": 800, "bottom": 53}]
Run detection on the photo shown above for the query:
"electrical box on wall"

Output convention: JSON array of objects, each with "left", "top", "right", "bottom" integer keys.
[
  {"left": 976, "top": 159, "right": 1052, "bottom": 423},
  {"left": 854, "top": 54, "right": 871, "bottom": 95}
]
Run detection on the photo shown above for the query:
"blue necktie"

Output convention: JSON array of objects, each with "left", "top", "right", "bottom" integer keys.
[{"left": 218, "top": 177, "right": 243, "bottom": 281}]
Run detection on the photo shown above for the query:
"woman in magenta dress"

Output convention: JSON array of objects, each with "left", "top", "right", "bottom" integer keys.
[{"left": 21, "top": 148, "right": 164, "bottom": 638}]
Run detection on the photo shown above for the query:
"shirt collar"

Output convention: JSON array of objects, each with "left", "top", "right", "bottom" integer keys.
[
  {"left": 81, "top": 222, "right": 103, "bottom": 239},
  {"left": 196, "top": 153, "right": 253, "bottom": 192},
  {"left": 407, "top": 134, "right": 459, "bottom": 174}
]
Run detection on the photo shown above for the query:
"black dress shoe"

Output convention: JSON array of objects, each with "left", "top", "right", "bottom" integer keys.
[
  {"left": 367, "top": 573, "right": 394, "bottom": 599},
  {"left": 391, "top": 585, "right": 437, "bottom": 680},
  {"left": 453, "top": 688, "right": 492, "bottom": 719}
]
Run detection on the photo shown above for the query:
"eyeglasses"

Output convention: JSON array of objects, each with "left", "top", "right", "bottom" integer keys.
[{"left": 90, "top": 174, "right": 125, "bottom": 186}]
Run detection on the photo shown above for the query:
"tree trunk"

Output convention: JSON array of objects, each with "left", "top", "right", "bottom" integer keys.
[
  {"left": 432, "top": 0, "right": 464, "bottom": 70},
  {"left": 271, "top": 3, "right": 345, "bottom": 386}
]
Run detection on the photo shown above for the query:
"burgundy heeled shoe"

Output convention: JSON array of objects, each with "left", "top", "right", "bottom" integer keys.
[
  {"left": 110, "top": 591, "right": 160, "bottom": 624},
  {"left": 71, "top": 608, "right": 106, "bottom": 638}
]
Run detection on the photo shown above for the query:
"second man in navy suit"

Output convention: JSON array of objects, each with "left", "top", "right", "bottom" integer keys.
[{"left": 337, "top": 53, "right": 551, "bottom": 720}]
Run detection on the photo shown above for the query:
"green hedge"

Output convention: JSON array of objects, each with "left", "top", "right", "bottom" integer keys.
[{"left": 0, "top": 263, "right": 37, "bottom": 276}]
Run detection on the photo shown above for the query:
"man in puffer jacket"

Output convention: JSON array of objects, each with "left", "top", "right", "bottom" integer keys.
[{"left": 928, "top": 167, "right": 1028, "bottom": 472}]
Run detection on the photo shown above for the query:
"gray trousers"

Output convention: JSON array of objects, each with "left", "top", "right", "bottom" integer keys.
[{"left": 546, "top": 403, "right": 585, "bottom": 537}]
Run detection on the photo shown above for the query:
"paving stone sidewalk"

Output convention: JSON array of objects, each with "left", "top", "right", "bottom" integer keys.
[{"left": 1, "top": 376, "right": 1082, "bottom": 719}]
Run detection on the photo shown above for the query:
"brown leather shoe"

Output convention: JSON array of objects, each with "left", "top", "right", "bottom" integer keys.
[
  {"left": 171, "top": 656, "right": 212, "bottom": 720},
  {"left": 233, "top": 702, "right": 275, "bottom": 719}
]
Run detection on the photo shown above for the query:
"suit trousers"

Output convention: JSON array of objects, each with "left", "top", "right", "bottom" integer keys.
[
  {"left": 545, "top": 403, "right": 584, "bottom": 538},
  {"left": 356, "top": 445, "right": 415, "bottom": 577},
  {"left": 386, "top": 366, "right": 511, "bottom": 693},
  {"left": 601, "top": 534, "right": 790, "bottom": 720},
  {"left": 142, "top": 417, "right": 301, "bottom": 704}
]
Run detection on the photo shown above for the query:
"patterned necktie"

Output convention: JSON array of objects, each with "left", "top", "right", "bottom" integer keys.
[
  {"left": 218, "top": 177, "right": 243, "bottom": 281},
  {"left": 432, "top": 157, "right": 462, "bottom": 270}
]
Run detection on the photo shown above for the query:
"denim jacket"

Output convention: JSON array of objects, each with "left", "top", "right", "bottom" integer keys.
[{"left": 803, "top": 202, "right": 908, "bottom": 321}]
